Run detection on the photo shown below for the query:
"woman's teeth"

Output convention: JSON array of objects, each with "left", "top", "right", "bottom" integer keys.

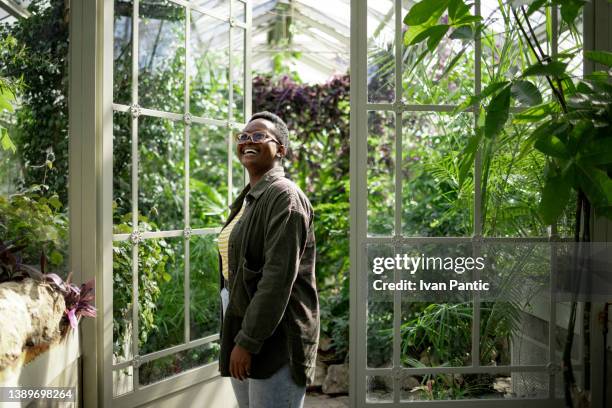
[{"left": 244, "top": 148, "right": 258, "bottom": 155}]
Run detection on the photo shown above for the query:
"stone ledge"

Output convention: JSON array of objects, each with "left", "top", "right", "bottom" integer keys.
[{"left": 0, "top": 278, "right": 66, "bottom": 372}]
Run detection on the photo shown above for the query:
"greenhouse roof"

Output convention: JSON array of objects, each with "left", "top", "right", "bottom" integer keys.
[{"left": 251, "top": 0, "right": 353, "bottom": 83}]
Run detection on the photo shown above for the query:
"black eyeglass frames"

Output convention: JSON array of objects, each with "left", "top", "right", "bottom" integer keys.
[{"left": 235, "top": 131, "right": 282, "bottom": 145}]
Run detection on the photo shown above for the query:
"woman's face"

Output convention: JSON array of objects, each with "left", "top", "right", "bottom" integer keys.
[{"left": 237, "top": 119, "right": 284, "bottom": 173}]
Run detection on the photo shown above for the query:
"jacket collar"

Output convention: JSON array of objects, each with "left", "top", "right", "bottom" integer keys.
[{"left": 230, "top": 166, "right": 285, "bottom": 210}]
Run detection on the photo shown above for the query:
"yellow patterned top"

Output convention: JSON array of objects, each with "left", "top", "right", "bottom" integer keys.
[{"left": 218, "top": 202, "right": 247, "bottom": 281}]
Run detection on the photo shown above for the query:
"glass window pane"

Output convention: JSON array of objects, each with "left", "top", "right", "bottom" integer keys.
[
  {"left": 367, "top": 376, "right": 393, "bottom": 403},
  {"left": 481, "top": 116, "right": 549, "bottom": 237},
  {"left": 139, "top": 341, "right": 220, "bottom": 386},
  {"left": 113, "top": 240, "right": 134, "bottom": 364},
  {"left": 114, "top": 0, "right": 133, "bottom": 105},
  {"left": 367, "top": 0, "right": 395, "bottom": 103},
  {"left": 402, "top": 112, "right": 473, "bottom": 237},
  {"left": 139, "top": 237, "right": 185, "bottom": 354},
  {"left": 190, "top": 234, "right": 220, "bottom": 340},
  {"left": 232, "top": 148, "right": 245, "bottom": 201},
  {"left": 139, "top": 0, "right": 186, "bottom": 113},
  {"left": 367, "top": 244, "right": 393, "bottom": 369},
  {"left": 190, "top": 124, "right": 228, "bottom": 228},
  {"left": 367, "top": 110, "right": 395, "bottom": 237},
  {"left": 193, "top": 0, "right": 229, "bottom": 19},
  {"left": 231, "top": 27, "right": 246, "bottom": 123},
  {"left": 113, "top": 111, "right": 132, "bottom": 227},
  {"left": 480, "top": 1, "right": 549, "bottom": 103},
  {"left": 189, "top": 10, "right": 230, "bottom": 120},
  {"left": 232, "top": 0, "right": 246, "bottom": 23},
  {"left": 403, "top": 10, "right": 474, "bottom": 105},
  {"left": 400, "top": 243, "right": 474, "bottom": 369},
  {"left": 113, "top": 367, "right": 134, "bottom": 397},
  {"left": 138, "top": 116, "right": 185, "bottom": 231}
]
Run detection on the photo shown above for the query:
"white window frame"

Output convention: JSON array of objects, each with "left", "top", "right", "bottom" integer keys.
[
  {"left": 347, "top": 0, "right": 607, "bottom": 406},
  {"left": 70, "top": 1, "right": 252, "bottom": 406}
]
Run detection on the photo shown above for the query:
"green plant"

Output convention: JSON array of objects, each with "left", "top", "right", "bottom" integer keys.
[
  {"left": 0, "top": 0, "right": 69, "bottom": 201},
  {"left": 0, "top": 193, "right": 68, "bottom": 274},
  {"left": 0, "top": 75, "right": 18, "bottom": 153},
  {"left": 112, "top": 215, "right": 175, "bottom": 359},
  {"left": 403, "top": 0, "right": 612, "bottom": 404}
]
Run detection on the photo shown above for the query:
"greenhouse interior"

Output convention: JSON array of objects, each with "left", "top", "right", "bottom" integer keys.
[{"left": 0, "top": 0, "right": 611, "bottom": 407}]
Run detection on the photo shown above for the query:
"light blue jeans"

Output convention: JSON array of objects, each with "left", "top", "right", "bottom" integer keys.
[{"left": 230, "top": 364, "right": 306, "bottom": 408}]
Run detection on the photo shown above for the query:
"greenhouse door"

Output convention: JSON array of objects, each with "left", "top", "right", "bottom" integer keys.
[
  {"left": 98, "top": 1, "right": 251, "bottom": 406},
  {"left": 348, "top": 0, "right": 594, "bottom": 407}
]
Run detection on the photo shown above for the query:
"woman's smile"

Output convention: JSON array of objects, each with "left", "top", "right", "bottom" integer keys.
[{"left": 240, "top": 145, "right": 260, "bottom": 157}]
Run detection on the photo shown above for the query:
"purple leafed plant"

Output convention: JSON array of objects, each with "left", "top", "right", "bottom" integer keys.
[
  {"left": 45, "top": 272, "right": 96, "bottom": 330},
  {"left": 1, "top": 239, "right": 96, "bottom": 331}
]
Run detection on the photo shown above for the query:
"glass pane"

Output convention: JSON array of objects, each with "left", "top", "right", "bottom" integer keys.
[
  {"left": 139, "top": 341, "right": 220, "bottom": 386},
  {"left": 403, "top": 11, "right": 474, "bottom": 105},
  {"left": 367, "top": 110, "right": 395, "bottom": 236},
  {"left": 139, "top": 0, "right": 186, "bottom": 113},
  {"left": 189, "top": 9, "right": 230, "bottom": 120},
  {"left": 114, "top": 0, "right": 133, "bottom": 105},
  {"left": 113, "top": 367, "right": 134, "bottom": 397},
  {"left": 139, "top": 237, "right": 185, "bottom": 354},
  {"left": 402, "top": 112, "right": 473, "bottom": 237},
  {"left": 190, "top": 234, "right": 220, "bottom": 340},
  {"left": 231, "top": 27, "right": 245, "bottom": 123},
  {"left": 559, "top": 12, "right": 582, "bottom": 78},
  {"left": 479, "top": 242, "right": 552, "bottom": 370},
  {"left": 190, "top": 124, "right": 228, "bottom": 228},
  {"left": 193, "top": 0, "right": 229, "bottom": 20},
  {"left": 113, "top": 111, "right": 132, "bottom": 227},
  {"left": 482, "top": 116, "right": 546, "bottom": 236},
  {"left": 232, "top": 145, "right": 245, "bottom": 200},
  {"left": 232, "top": 0, "right": 246, "bottom": 23},
  {"left": 480, "top": 1, "right": 549, "bottom": 101},
  {"left": 398, "top": 371, "right": 551, "bottom": 400},
  {"left": 138, "top": 116, "right": 185, "bottom": 231},
  {"left": 366, "top": 376, "right": 393, "bottom": 403},
  {"left": 400, "top": 243, "right": 474, "bottom": 368},
  {"left": 367, "top": 243, "right": 393, "bottom": 368},
  {"left": 509, "top": 371, "right": 549, "bottom": 398},
  {"left": 367, "top": 301, "right": 393, "bottom": 368},
  {"left": 113, "top": 240, "right": 134, "bottom": 363},
  {"left": 367, "top": 0, "right": 395, "bottom": 103}
]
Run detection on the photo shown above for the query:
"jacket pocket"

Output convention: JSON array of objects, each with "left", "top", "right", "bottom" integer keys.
[{"left": 242, "top": 259, "right": 262, "bottom": 300}]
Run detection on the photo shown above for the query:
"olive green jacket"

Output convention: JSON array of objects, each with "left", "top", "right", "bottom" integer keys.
[{"left": 218, "top": 166, "right": 319, "bottom": 386}]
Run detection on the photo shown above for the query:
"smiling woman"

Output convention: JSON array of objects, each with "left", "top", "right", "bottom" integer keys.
[{"left": 218, "top": 111, "right": 319, "bottom": 408}]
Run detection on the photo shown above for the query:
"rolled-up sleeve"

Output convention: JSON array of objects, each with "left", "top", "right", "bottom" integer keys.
[{"left": 234, "top": 192, "right": 309, "bottom": 354}]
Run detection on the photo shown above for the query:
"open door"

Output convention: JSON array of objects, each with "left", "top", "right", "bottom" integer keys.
[{"left": 99, "top": 1, "right": 251, "bottom": 406}]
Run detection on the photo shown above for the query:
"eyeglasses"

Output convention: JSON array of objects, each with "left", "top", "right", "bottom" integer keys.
[{"left": 235, "top": 131, "right": 282, "bottom": 145}]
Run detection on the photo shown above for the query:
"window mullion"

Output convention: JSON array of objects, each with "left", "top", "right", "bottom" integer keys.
[
  {"left": 392, "top": 1, "right": 403, "bottom": 401},
  {"left": 131, "top": 0, "right": 141, "bottom": 391},
  {"left": 184, "top": 4, "right": 191, "bottom": 346},
  {"left": 470, "top": 0, "right": 483, "bottom": 371}
]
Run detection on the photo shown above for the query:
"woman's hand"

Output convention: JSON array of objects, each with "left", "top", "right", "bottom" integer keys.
[{"left": 229, "top": 344, "right": 252, "bottom": 380}]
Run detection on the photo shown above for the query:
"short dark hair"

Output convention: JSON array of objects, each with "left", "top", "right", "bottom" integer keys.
[{"left": 248, "top": 111, "right": 289, "bottom": 150}]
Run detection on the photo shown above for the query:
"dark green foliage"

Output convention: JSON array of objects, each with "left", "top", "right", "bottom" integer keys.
[
  {"left": 253, "top": 74, "right": 351, "bottom": 360},
  {"left": 0, "top": 193, "right": 68, "bottom": 275},
  {"left": 0, "top": 0, "right": 69, "bottom": 202}
]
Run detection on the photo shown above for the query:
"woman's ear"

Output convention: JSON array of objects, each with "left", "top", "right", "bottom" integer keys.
[{"left": 276, "top": 144, "right": 286, "bottom": 158}]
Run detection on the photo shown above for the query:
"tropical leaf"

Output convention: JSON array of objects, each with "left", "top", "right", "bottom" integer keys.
[
  {"left": 521, "top": 60, "right": 568, "bottom": 77},
  {"left": 539, "top": 173, "right": 571, "bottom": 224},
  {"left": 511, "top": 80, "right": 543, "bottom": 106},
  {"left": 484, "top": 85, "right": 511, "bottom": 139},
  {"left": 404, "top": 0, "right": 448, "bottom": 26},
  {"left": 584, "top": 50, "right": 612, "bottom": 67}
]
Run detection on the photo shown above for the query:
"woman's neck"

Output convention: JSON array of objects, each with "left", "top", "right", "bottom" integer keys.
[{"left": 247, "top": 164, "right": 278, "bottom": 187}]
